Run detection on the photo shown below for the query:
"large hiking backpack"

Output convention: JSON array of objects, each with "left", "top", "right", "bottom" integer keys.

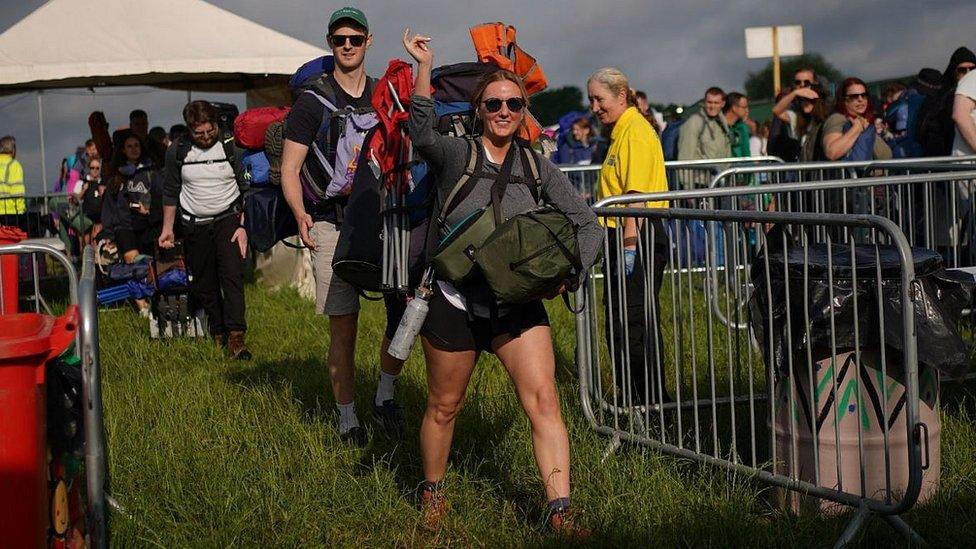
[
  {"left": 660, "top": 117, "right": 686, "bottom": 161},
  {"left": 298, "top": 77, "right": 379, "bottom": 206},
  {"left": 289, "top": 55, "right": 336, "bottom": 92},
  {"left": 234, "top": 106, "right": 290, "bottom": 149},
  {"left": 210, "top": 102, "right": 240, "bottom": 132},
  {"left": 430, "top": 62, "right": 501, "bottom": 137}
]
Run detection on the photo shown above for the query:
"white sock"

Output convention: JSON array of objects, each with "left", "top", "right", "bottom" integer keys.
[
  {"left": 336, "top": 401, "right": 359, "bottom": 433},
  {"left": 375, "top": 371, "right": 399, "bottom": 406}
]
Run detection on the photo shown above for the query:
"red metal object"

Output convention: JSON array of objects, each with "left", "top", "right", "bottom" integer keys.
[
  {"left": 0, "top": 306, "right": 78, "bottom": 548},
  {"left": 0, "top": 226, "right": 27, "bottom": 314}
]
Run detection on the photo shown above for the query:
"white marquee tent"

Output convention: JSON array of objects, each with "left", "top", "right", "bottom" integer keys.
[
  {"left": 0, "top": 0, "right": 324, "bottom": 295},
  {"left": 0, "top": 0, "right": 326, "bottom": 94}
]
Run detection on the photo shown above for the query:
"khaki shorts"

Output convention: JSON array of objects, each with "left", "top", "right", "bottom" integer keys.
[{"left": 309, "top": 220, "right": 360, "bottom": 316}]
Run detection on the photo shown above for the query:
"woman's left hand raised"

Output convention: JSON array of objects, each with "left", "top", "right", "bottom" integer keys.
[{"left": 402, "top": 29, "right": 433, "bottom": 65}]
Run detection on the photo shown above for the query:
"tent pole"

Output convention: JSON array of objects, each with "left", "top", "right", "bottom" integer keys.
[{"left": 37, "top": 91, "right": 48, "bottom": 213}]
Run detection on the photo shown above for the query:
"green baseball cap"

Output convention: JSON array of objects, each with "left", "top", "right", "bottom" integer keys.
[{"left": 328, "top": 7, "right": 368, "bottom": 33}]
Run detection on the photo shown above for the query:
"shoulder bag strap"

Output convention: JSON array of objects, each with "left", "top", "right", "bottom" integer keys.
[
  {"left": 519, "top": 145, "right": 543, "bottom": 205},
  {"left": 436, "top": 137, "right": 481, "bottom": 226},
  {"left": 489, "top": 142, "right": 518, "bottom": 226}
]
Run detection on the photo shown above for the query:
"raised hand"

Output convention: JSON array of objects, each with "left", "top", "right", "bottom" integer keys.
[
  {"left": 402, "top": 29, "right": 433, "bottom": 65},
  {"left": 794, "top": 87, "right": 819, "bottom": 100}
]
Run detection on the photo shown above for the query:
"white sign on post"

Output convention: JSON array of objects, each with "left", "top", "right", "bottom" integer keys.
[{"left": 745, "top": 25, "right": 804, "bottom": 59}]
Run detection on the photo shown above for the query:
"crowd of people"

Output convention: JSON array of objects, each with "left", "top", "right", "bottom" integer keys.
[
  {"left": 549, "top": 46, "right": 976, "bottom": 173},
  {"left": 6, "top": 4, "right": 976, "bottom": 536}
]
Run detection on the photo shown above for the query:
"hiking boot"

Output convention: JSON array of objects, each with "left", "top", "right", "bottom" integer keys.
[
  {"left": 418, "top": 481, "right": 447, "bottom": 531},
  {"left": 548, "top": 507, "right": 590, "bottom": 539},
  {"left": 372, "top": 399, "right": 405, "bottom": 434},
  {"left": 339, "top": 426, "right": 368, "bottom": 447},
  {"left": 213, "top": 333, "right": 227, "bottom": 348},
  {"left": 227, "top": 331, "right": 251, "bottom": 360}
]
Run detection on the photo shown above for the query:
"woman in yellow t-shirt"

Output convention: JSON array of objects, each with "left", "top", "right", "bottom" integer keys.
[{"left": 587, "top": 67, "right": 671, "bottom": 406}]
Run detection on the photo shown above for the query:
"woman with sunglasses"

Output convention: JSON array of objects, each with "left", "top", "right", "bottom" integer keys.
[
  {"left": 403, "top": 31, "right": 601, "bottom": 534},
  {"left": 823, "top": 77, "right": 892, "bottom": 161}
]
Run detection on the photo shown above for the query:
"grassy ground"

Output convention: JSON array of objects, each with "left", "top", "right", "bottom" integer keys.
[{"left": 98, "top": 283, "right": 976, "bottom": 547}]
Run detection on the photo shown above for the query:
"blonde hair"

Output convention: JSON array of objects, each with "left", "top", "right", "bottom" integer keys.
[{"left": 587, "top": 67, "right": 637, "bottom": 107}]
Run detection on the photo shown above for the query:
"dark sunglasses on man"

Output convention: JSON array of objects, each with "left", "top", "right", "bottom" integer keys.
[
  {"left": 330, "top": 34, "right": 366, "bottom": 48},
  {"left": 483, "top": 97, "right": 525, "bottom": 113}
]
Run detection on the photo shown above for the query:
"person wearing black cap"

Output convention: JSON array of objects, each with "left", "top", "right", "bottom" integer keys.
[
  {"left": 280, "top": 7, "right": 406, "bottom": 446},
  {"left": 917, "top": 47, "right": 976, "bottom": 156}
]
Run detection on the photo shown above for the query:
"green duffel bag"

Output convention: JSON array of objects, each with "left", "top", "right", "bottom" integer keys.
[
  {"left": 473, "top": 207, "right": 583, "bottom": 304},
  {"left": 431, "top": 205, "right": 495, "bottom": 285}
]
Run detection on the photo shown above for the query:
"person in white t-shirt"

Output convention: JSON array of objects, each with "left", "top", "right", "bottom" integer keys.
[{"left": 952, "top": 69, "right": 976, "bottom": 156}]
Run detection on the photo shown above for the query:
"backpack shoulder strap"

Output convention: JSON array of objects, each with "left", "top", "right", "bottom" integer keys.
[
  {"left": 171, "top": 139, "right": 193, "bottom": 169},
  {"left": 436, "top": 137, "right": 482, "bottom": 226},
  {"left": 519, "top": 144, "right": 543, "bottom": 205},
  {"left": 304, "top": 76, "right": 340, "bottom": 114}
]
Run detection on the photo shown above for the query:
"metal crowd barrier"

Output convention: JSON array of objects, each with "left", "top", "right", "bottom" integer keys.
[
  {"left": 708, "top": 154, "right": 976, "bottom": 189},
  {"left": 597, "top": 171, "right": 976, "bottom": 333},
  {"left": 559, "top": 156, "right": 784, "bottom": 204},
  {"left": 79, "top": 245, "right": 109, "bottom": 549},
  {"left": 576, "top": 208, "right": 930, "bottom": 547}
]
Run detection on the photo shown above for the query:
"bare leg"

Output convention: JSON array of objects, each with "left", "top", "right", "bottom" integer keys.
[
  {"left": 493, "top": 325, "right": 571, "bottom": 501},
  {"left": 328, "top": 313, "right": 359, "bottom": 404},
  {"left": 419, "top": 337, "right": 478, "bottom": 482},
  {"left": 380, "top": 337, "right": 404, "bottom": 376}
]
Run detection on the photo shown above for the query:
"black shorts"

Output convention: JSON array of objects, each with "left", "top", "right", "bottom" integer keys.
[{"left": 420, "top": 286, "right": 550, "bottom": 353}]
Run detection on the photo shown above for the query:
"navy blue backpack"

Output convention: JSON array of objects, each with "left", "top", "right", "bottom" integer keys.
[{"left": 660, "top": 116, "right": 686, "bottom": 161}]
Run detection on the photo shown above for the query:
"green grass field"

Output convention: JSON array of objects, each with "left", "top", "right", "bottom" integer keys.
[{"left": 98, "top": 283, "right": 976, "bottom": 547}]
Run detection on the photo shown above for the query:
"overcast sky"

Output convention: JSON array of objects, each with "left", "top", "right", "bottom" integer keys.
[{"left": 1, "top": 0, "right": 974, "bottom": 193}]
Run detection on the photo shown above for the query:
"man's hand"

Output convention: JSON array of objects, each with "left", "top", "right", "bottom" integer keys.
[
  {"left": 158, "top": 227, "right": 175, "bottom": 249},
  {"left": 297, "top": 212, "right": 316, "bottom": 250},
  {"left": 231, "top": 227, "right": 248, "bottom": 259}
]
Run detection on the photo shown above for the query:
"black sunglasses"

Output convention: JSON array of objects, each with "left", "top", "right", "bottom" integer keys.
[
  {"left": 794, "top": 79, "right": 813, "bottom": 87},
  {"left": 330, "top": 34, "right": 366, "bottom": 48},
  {"left": 483, "top": 97, "right": 525, "bottom": 113},
  {"left": 845, "top": 92, "right": 869, "bottom": 101}
]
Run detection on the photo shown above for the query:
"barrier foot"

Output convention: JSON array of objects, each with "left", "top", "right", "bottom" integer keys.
[
  {"left": 106, "top": 494, "right": 132, "bottom": 519},
  {"left": 834, "top": 503, "right": 871, "bottom": 549},
  {"left": 880, "top": 514, "right": 925, "bottom": 547},
  {"left": 601, "top": 434, "right": 622, "bottom": 463}
]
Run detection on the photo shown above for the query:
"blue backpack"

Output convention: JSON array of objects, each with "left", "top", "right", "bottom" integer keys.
[
  {"left": 289, "top": 55, "right": 336, "bottom": 91},
  {"left": 241, "top": 149, "right": 270, "bottom": 186},
  {"left": 660, "top": 117, "right": 687, "bottom": 161}
]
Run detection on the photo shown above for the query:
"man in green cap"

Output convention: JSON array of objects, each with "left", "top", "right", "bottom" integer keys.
[{"left": 281, "top": 7, "right": 406, "bottom": 446}]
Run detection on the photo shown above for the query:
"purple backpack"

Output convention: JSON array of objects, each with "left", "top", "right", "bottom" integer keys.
[{"left": 299, "top": 79, "right": 378, "bottom": 205}]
